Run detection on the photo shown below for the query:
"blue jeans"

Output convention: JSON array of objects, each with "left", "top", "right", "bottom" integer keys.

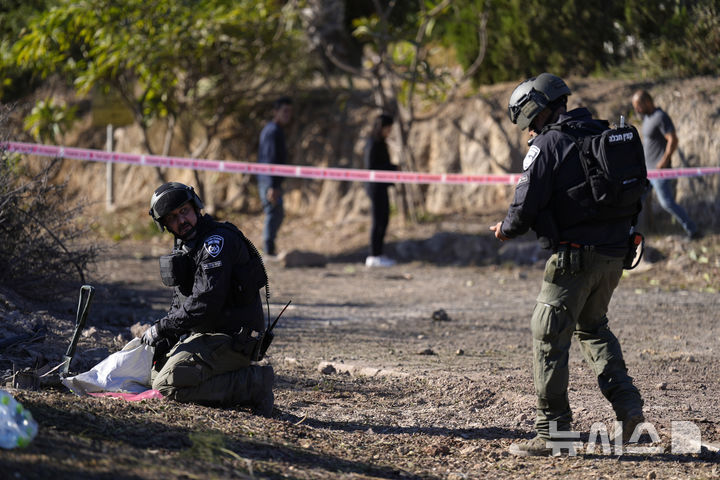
[
  {"left": 649, "top": 178, "right": 697, "bottom": 235},
  {"left": 260, "top": 186, "right": 284, "bottom": 255}
]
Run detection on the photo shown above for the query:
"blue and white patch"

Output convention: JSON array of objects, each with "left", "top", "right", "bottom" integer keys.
[
  {"left": 522, "top": 145, "right": 541, "bottom": 171},
  {"left": 204, "top": 235, "right": 224, "bottom": 258}
]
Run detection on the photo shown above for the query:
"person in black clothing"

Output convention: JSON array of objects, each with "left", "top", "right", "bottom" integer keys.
[
  {"left": 143, "top": 182, "right": 274, "bottom": 416},
  {"left": 364, "top": 113, "right": 397, "bottom": 267},
  {"left": 490, "top": 73, "right": 645, "bottom": 456}
]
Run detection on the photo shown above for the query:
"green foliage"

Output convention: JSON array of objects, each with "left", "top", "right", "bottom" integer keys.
[
  {"left": 366, "top": 0, "right": 720, "bottom": 84},
  {"left": 0, "top": 0, "right": 50, "bottom": 101},
  {"left": 438, "top": 0, "right": 626, "bottom": 84},
  {"left": 629, "top": 0, "right": 720, "bottom": 78},
  {"left": 349, "top": 0, "right": 464, "bottom": 108},
  {"left": 11, "top": 0, "right": 313, "bottom": 139},
  {"left": 23, "top": 99, "right": 77, "bottom": 143}
]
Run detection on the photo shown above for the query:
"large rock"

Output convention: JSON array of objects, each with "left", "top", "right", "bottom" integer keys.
[{"left": 279, "top": 249, "right": 327, "bottom": 268}]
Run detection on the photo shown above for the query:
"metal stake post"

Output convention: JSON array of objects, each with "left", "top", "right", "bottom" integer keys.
[{"left": 106, "top": 124, "right": 114, "bottom": 210}]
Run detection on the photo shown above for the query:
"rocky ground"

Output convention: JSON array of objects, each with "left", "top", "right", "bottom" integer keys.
[{"left": 0, "top": 212, "right": 718, "bottom": 479}]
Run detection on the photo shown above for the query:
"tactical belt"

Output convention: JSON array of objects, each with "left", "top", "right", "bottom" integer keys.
[
  {"left": 555, "top": 241, "right": 595, "bottom": 252},
  {"left": 555, "top": 241, "right": 594, "bottom": 274}
]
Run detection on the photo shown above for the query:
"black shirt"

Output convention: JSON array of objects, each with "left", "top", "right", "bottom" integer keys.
[
  {"left": 500, "top": 108, "right": 631, "bottom": 257},
  {"left": 158, "top": 214, "right": 265, "bottom": 336}
]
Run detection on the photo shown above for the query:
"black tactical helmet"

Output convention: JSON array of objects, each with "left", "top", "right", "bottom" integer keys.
[
  {"left": 149, "top": 182, "right": 204, "bottom": 231},
  {"left": 508, "top": 73, "right": 571, "bottom": 130}
]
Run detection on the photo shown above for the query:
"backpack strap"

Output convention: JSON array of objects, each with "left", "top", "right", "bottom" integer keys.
[{"left": 540, "top": 122, "right": 602, "bottom": 182}]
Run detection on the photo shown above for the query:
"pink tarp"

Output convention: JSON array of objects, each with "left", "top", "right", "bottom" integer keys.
[{"left": 88, "top": 389, "right": 164, "bottom": 402}]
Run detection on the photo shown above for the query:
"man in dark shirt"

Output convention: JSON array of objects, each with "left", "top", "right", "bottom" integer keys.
[
  {"left": 143, "top": 182, "right": 274, "bottom": 416},
  {"left": 257, "top": 97, "right": 293, "bottom": 256},
  {"left": 492, "top": 73, "right": 645, "bottom": 456}
]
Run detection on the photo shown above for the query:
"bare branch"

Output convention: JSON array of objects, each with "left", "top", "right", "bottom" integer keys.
[
  {"left": 0, "top": 133, "right": 98, "bottom": 299},
  {"left": 322, "top": 43, "right": 374, "bottom": 79},
  {"left": 412, "top": 2, "right": 490, "bottom": 123}
]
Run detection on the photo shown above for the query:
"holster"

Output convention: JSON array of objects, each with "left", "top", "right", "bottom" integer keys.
[
  {"left": 159, "top": 252, "right": 192, "bottom": 287},
  {"left": 557, "top": 243, "right": 583, "bottom": 274},
  {"left": 623, "top": 232, "right": 644, "bottom": 270},
  {"left": 152, "top": 337, "right": 174, "bottom": 371},
  {"left": 231, "top": 330, "right": 263, "bottom": 361}
]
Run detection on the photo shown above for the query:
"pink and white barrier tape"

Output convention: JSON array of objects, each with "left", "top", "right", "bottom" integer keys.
[{"left": 4, "top": 141, "right": 720, "bottom": 185}]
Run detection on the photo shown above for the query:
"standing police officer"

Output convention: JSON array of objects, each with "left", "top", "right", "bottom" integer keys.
[
  {"left": 490, "top": 73, "right": 645, "bottom": 456},
  {"left": 144, "top": 182, "right": 274, "bottom": 417}
]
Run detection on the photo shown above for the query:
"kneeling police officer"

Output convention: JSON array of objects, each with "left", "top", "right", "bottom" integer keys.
[
  {"left": 491, "top": 74, "right": 645, "bottom": 456},
  {"left": 143, "top": 182, "right": 274, "bottom": 417}
]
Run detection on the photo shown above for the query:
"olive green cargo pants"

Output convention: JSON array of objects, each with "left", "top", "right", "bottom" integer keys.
[
  {"left": 151, "top": 332, "right": 268, "bottom": 406},
  {"left": 532, "top": 249, "right": 643, "bottom": 439}
]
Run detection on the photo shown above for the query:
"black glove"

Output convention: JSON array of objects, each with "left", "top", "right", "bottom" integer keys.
[{"left": 141, "top": 324, "right": 161, "bottom": 347}]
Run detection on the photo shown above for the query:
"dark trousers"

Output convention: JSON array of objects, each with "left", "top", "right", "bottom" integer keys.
[{"left": 368, "top": 186, "right": 389, "bottom": 256}]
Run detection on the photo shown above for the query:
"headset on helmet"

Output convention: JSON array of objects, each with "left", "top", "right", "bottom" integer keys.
[
  {"left": 149, "top": 182, "right": 204, "bottom": 231},
  {"left": 508, "top": 73, "right": 571, "bottom": 130}
]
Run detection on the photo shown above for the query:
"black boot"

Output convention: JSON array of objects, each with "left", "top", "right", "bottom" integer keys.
[{"left": 250, "top": 365, "right": 274, "bottom": 418}]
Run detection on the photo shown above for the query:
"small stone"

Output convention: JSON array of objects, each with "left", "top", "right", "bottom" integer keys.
[
  {"left": 318, "top": 362, "right": 336, "bottom": 375},
  {"left": 656, "top": 382, "right": 668, "bottom": 390},
  {"left": 417, "top": 348, "right": 436, "bottom": 356},
  {"left": 459, "top": 445, "right": 481, "bottom": 455},
  {"left": 455, "top": 349, "right": 464, "bottom": 356},
  {"left": 513, "top": 413, "right": 528, "bottom": 425},
  {"left": 423, "top": 444, "right": 450, "bottom": 456},
  {"left": 646, "top": 471, "right": 656, "bottom": 480},
  {"left": 81, "top": 326, "right": 97, "bottom": 338},
  {"left": 668, "top": 366, "right": 679, "bottom": 373}
]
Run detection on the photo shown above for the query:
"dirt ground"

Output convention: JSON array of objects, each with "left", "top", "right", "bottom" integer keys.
[{"left": 1, "top": 211, "right": 719, "bottom": 480}]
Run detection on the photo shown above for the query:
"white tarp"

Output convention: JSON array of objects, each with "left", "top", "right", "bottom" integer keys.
[{"left": 61, "top": 338, "right": 154, "bottom": 395}]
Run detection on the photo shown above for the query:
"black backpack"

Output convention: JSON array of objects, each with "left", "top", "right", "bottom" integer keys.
[{"left": 547, "top": 120, "right": 649, "bottom": 224}]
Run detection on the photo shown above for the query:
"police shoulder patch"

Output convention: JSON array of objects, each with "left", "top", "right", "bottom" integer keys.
[
  {"left": 522, "top": 145, "right": 541, "bottom": 171},
  {"left": 204, "top": 235, "right": 224, "bottom": 258}
]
